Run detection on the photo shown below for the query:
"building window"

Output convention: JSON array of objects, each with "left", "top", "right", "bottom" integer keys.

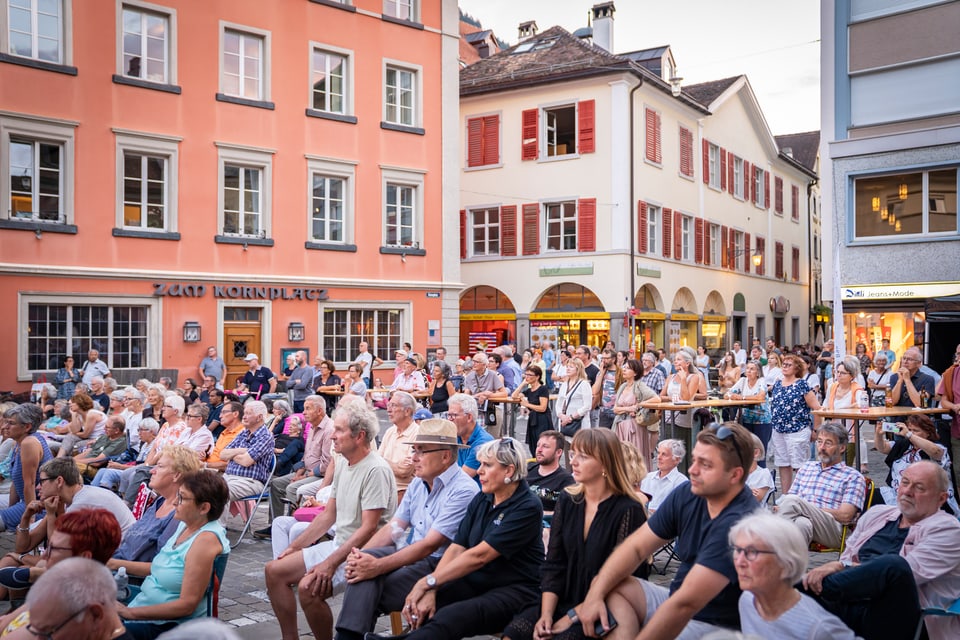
[
  {"left": 754, "top": 167, "right": 766, "bottom": 208},
  {"left": 733, "top": 230, "right": 744, "bottom": 270},
  {"left": 383, "top": 0, "right": 416, "bottom": 21},
  {"left": 470, "top": 207, "right": 499, "bottom": 256},
  {"left": 384, "top": 64, "right": 416, "bottom": 126},
  {"left": 774, "top": 176, "right": 784, "bottom": 215},
  {"left": 2, "top": 113, "right": 76, "bottom": 225},
  {"left": 791, "top": 184, "right": 800, "bottom": 221},
  {"left": 755, "top": 236, "right": 766, "bottom": 275},
  {"left": 545, "top": 200, "right": 577, "bottom": 251},
  {"left": 680, "top": 215, "right": 691, "bottom": 260},
  {"left": 6, "top": 0, "right": 64, "bottom": 63},
  {"left": 679, "top": 126, "right": 693, "bottom": 178},
  {"left": 709, "top": 223, "right": 719, "bottom": 266},
  {"left": 544, "top": 104, "right": 576, "bottom": 157},
  {"left": 120, "top": 4, "right": 170, "bottom": 83},
  {"left": 323, "top": 307, "right": 403, "bottom": 365},
  {"left": 310, "top": 175, "right": 344, "bottom": 242},
  {"left": 220, "top": 25, "right": 269, "bottom": 101},
  {"left": 217, "top": 143, "right": 273, "bottom": 240},
  {"left": 792, "top": 245, "right": 801, "bottom": 281},
  {"left": 311, "top": 47, "right": 346, "bottom": 114},
  {"left": 115, "top": 131, "right": 178, "bottom": 233},
  {"left": 27, "top": 303, "right": 148, "bottom": 370},
  {"left": 732, "top": 156, "right": 744, "bottom": 199},
  {"left": 708, "top": 142, "right": 721, "bottom": 188},
  {"left": 854, "top": 168, "right": 957, "bottom": 239},
  {"left": 385, "top": 183, "right": 415, "bottom": 247},
  {"left": 647, "top": 205, "right": 659, "bottom": 254}
]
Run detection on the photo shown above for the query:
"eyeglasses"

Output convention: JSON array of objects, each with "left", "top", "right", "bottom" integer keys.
[
  {"left": 445, "top": 412, "right": 463, "bottom": 419},
  {"left": 709, "top": 423, "right": 746, "bottom": 469},
  {"left": 902, "top": 357, "right": 920, "bottom": 362},
  {"left": 174, "top": 492, "right": 195, "bottom": 505},
  {"left": 38, "top": 476, "right": 56, "bottom": 484},
  {"left": 730, "top": 545, "right": 777, "bottom": 561},
  {"left": 43, "top": 544, "right": 73, "bottom": 556},
  {"left": 26, "top": 605, "right": 87, "bottom": 638},
  {"left": 186, "top": 414, "right": 203, "bottom": 420},
  {"left": 523, "top": 372, "right": 537, "bottom": 377},
  {"left": 412, "top": 448, "right": 447, "bottom": 457}
]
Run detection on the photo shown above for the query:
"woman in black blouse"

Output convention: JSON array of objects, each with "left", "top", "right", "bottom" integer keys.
[
  {"left": 503, "top": 428, "right": 648, "bottom": 640},
  {"left": 422, "top": 360, "right": 457, "bottom": 415},
  {"left": 513, "top": 365, "right": 552, "bottom": 452}
]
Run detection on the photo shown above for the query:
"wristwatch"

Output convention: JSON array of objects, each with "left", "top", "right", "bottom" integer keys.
[
  {"left": 425, "top": 574, "right": 438, "bottom": 589},
  {"left": 567, "top": 608, "right": 579, "bottom": 623}
]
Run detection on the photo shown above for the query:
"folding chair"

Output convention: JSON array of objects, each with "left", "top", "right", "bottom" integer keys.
[
  {"left": 229, "top": 454, "right": 277, "bottom": 548},
  {"left": 123, "top": 552, "right": 229, "bottom": 617},
  {"left": 913, "top": 596, "right": 960, "bottom": 640},
  {"left": 651, "top": 541, "right": 679, "bottom": 576},
  {"left": 810, "top": 477, "right": 875, "bottom": 555}
]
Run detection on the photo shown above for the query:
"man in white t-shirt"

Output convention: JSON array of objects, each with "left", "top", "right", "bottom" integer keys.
[
  {"left": 353, "top": 341, "right": 383, "bottom": 389},
  {"left": 733, "top": 341, "right": 748, "bottom": 367}
]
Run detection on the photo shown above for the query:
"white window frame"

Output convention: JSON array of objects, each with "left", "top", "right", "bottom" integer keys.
[
  {"left": 17, "top": 292, "right": 160, "bottom": 381},
  {"left": 542, "top": 102, "right": 577, "bottom": 159},
  {"left": 306, "top": 155, "right": 355, "bottom": 245},
  {"left": 708, "top": 142, "right": 721, "bottom": 189},
  {"left": 381, "top": 165, "right": 424, "bottom": 248},
  {"left": 754, "top": 167, "right": 766, "bottom": 208},
  {"left": 543, "top": 199, "right": 577, "bottom": 252},
  {"left": 647, "top": 204, "right": 660, "bottom": 254},
  {"left": 219, "top": 21, "right": 271, "bottom": 101},
  {"left": 114, "top": 129, "right": 180, "bottom": 233},
  {"left": 309, "top": 42, "right": 352, "bottom": 115},
  {"left": 733, "top": 230, "right": 745, "bottom": 270},
  {"left": 0, "top": 111, "right": 76, "bottom": 224},
  {"left": 1, "top": 0, "right": 73, "bottom": 65},
  {"left": 732, "top": 156, "right": 744, "bottom": 199},
  {"left": 680, "top": 214, "right": 692, "bottom": 260},
  {"left": 383, "top": 0, "right": 418, "bottom": 22},
  {"left": 709, "top": 223, "right": 720, "bottom": 264},
  {"left": 383, "top": 59, "right": 421, "bottom": 127},
  {"left": 116, "top": 1, "right": 176, "bottom": 85},
  {"left": 216, "top": 142, "right": 274, "bottom": 239},
  {"left": 319, "top": 300, "right": 412, "bottom": 368},
  {"left": 469, "top": 205, "right": 500, "bottom": 257}
]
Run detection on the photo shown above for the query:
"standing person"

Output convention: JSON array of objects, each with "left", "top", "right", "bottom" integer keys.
[
  {"left": 556, "top": 359, "right": 593, "bottom": 438},
  {"left": 639, "top": 351, "right": 666, "bottom": 395},
  {"left": 732, "top": 341, "right": 748, "bottom": 367},
  {"left": 771, "top": 354, "right": 821, "bottom": 494},
  {"left": 542, "top": 341, "right": 556, "bottom": 392},
  {"left": 463, "top": 353, "right": 507, "bottom": 437},
  {"left": 763, "top": 351, "right": 784, "bottom": 392},
  {"left": 288, "top": 350, "right": 314, "bottom": 413},
  {"left": 718, "top": 351, "right": 742, "bottom": 419},
  {"left": 80, "top": 348, "right": 110, "bottom": 385},
  {"left": 695, "top": 346, "right": 711, "bottom": 388},
  {"left": 0, "top": 405, "right": 53, "bottom": 532},
  {"left": 822, "top": 356, "right": 868, "bottom": 472},
  {"left": 551, "top": 349, "right": 570, "bottom": 393},
  {"left": 313, "top": 359, "right": 342, "bottom": 414},
  {"left": 54, "top": 355, "right": 81, "bottom": 400},
  {"left": 503, "top": 429, "right": 648, "bottom": 640},
  {"left": 816, "top": 340, "right": 834, "bottom": 386},
  {"left": 237, "top": 353, "right": 277, "bottom": 399},
  {"left": 867, "top": 353, "right": 893, "bottom": 406},
  {"left": 876, "top": 338, "right": 896, "bottom": 370},
  {"left": 594, "top": 349, "right": 621, "bottom": 429},
  {"left": 354, "top": 341, "right": 383, "bottom": 389},
  {"left": 936, "top": 343, "right": 960, "bottom": 485},
  {"left": 729, "top": 361, "right": 772, "bottom": 466},
  {"left": 855, "top": 343, "right": 873, "bottom": 379},
  {"left": 660, "top": 351, "right": 706, "bottom": 430},
  {"left": 421, "top": 360, "right": 456, "bottom": 416},
  {"left": 613, "top": 359, "right": 658, "bottom": 464},
  {"left": 513, "top": 365, "right": 552, "bottom": 452},
  {"left": 198, "top": 346, "right": 227, "bottom": 389}
]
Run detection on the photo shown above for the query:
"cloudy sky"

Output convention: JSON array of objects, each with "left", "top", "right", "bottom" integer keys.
[{"left": 458, "top": 0, "right": 821, "bottom": 136}]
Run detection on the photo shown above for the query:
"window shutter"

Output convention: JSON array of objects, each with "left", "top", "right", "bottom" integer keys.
[
  {"left": 744, "top": 161, "right": 751, "bottom": 202},
  {"left": 679, "top": 127, "right": 693, "bottom": 177},
  {"left": 764, "top": 171, "right": 771, "bottom": 209},
  {"left": 662, "top": 207, "right": 672, "bottom": 258},
  {"left": 775, "top": 241, "right": 784, "bottom": 279},
  {"left": 791, "top": 184, "right": 800, "bottom": 220},
  {"left": 743, "top": 232, "right": 751, "bottom": 273},
  {"left": 521, "top": 109, "right": 538, "bottom": 161},
  {"left": 482, "top": 115, "right": 499, "bottom": 165},
  {"left": 728, "top": 154, "right": 735, "bottom": 198},
  {"left": 637, "top": 201, "right": 648, "bottom": 254},
  {"left": 655, "top": 112, "right": 662, "bottom": 162},
  {"left": 756, "top": 236, "right": 765, "bottom": 275},
  {"left": 500, "top": 205, "right": 517, "bottom": 256},
  {"left": 728, "top": 229, "right": 737, "bottom": 271},
  {"left": 792, "top": 246, "right": 800, "bottom": 280},
  {"left": 460, "top": 209, "right": 467, "bottom": 258},
  {"left": 774, "top": 176, "right": 783, "bottom": 214},
  {"left": 704, "top": 224, "right": 711, "bottom": 265},
  {"left": 702, "top": 138, "right": 709, "bottom": 184},
  {"left": 522, "top": 203, "right": 539, "bottom": 255},
  {"left": 578, "top": 100, "right": 595, "bottom": 154},
  {"left": 467, "top": 118, "right": 483, "bottom": 168},
  {"left": 577, "top": 198, "right": 596, "bottom": 251},
  {"left": 720, "top": 148, "right": 727, "bottom": 191},
  {"left": 673, "top": 211, "right": 682, "bottom": 260},
  {"left": 694, "top": 218, "right": 704, "bottom": 264},
  {"left": 720, "top": 225, "right": 728, "bottom": 267}
]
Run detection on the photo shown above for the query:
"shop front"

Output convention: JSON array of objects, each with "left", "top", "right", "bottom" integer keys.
[
  {"left": 531, "top": 283, "right": 609, "bottom": 348},
  {"left": 459, "top": 285, "right": 517, "bottom": 357},
  {"left": 668, "top": 313, "right": 700, "bottom": 354},
  {"left": 701, "top": 314, "right": 728, "bottom": 356},
  {"left": 632, "top": 283, "right": 666, "bottom": 353}
]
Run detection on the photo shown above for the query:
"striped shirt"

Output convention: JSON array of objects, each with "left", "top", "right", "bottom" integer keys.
[
  {"left": 224, "top": 425, "right": 274, "bottom": 483},
  {"left": 788, "top": 461, "right": 865, "bottom": 511}
]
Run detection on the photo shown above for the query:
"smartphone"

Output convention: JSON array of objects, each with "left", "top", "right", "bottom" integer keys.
[
  {"left": 594, "top": 610, "right": 618, "bottom": 637},
  {"left": 881, "top": 421, "right": 899, "bottom": 434}
]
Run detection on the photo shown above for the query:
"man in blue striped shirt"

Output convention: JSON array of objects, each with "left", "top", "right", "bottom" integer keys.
[{"left": 220, "top": 400, "right": 275, "bottom": 501}]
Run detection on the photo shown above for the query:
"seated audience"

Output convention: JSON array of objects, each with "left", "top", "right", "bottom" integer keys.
[
  {"left": 447, "top": 393, "right": 493, "bottom": 480},
  {"left": 745, "top": 433, "right": 775, "bottom": 504},
  {"left": 526, "top": 430, "right": 574, "bottom": 516},
  {"left": 56, "top": 392, "right": 108, "bottom": 458},
  {"left": 732, "top": 512, "right": 856, "bottom": 639},
  {"left": 380, "top": 392, "right": 421, "bottom": 496},
  {"left": 639, "top": 439, "right": 689, "bottom": 513},
  {"left": 0, "top": 404, "right": 53, "bottom": 532},
  {"left": 273, "top": 415, "right": 305, "bottom": 477},
  {"left": 91, "top": 418, "right": 159, "bottom": 493},
  {"left": 218, "top": 400, "right": 274, "bottom": 509},
  {"left": 73, "top": 414, "right": 129, "bottom": 480},
  {"left": 875, "top": 413, "right": 958, "bottom": 511}
]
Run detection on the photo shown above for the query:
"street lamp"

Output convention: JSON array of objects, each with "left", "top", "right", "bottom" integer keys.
[{"left": 288, "top": 322, "right": 305, "bottom": 342}]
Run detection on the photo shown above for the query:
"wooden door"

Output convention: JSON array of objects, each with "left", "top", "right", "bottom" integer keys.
[{"left": 224, "top": 324, "right": 261, "bottom": 389}]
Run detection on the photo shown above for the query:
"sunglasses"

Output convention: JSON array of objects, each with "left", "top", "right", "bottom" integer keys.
[{"left": 708, "top": 423, "right": 746, "bottom": 470}]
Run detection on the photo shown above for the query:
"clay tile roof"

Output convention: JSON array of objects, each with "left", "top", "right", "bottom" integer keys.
[
  {"left": 774, "top": 131, "right": 820, "bottom": 172},
  {"left": 682, "top": 76, "right": 741, "bottom": 107}
]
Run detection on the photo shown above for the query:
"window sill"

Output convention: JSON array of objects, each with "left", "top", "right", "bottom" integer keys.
[
  {"left": 381, "top": 14, "right": 424, "bottom": 30},
  {"left": 305, "top": 109, "right": 358, "bottom": 124},
  {"left": 537, "top": 153, "right": 580, "bottom": 163},
  {"left": 380, "top": 121, "right": 425, "bottom": 136},
  {"left": 380, "top": 246, "right": 425, "bottom": 256},
  {"left": 464, "top": 163, "right": 504, "bottom": 172},
  {"left": 215, "top": 93, "right": 275, "bottom": 110},
  {"left": 309, "top": 0, "right": 357, "bottom": 11},
  {"left": 305, "top": 241, "right": 357, "bottom": 252},
  {"left": 643, "top": 158, "right": 663, "bottom": 169},
  {"left": 0, "top": 219, "right": 77, "bottom": 234},
  {"left": 0, "top": 53, "right": 77, "bottom": 75},
  {"left": 112, "top": 228, "right": 181, "bottom": 240},
  {"left": 214, "top": 235, "right": 275, "bottom": 247},
  {"left": 112, "top": 75, "right": 182, "bottom": 94}
]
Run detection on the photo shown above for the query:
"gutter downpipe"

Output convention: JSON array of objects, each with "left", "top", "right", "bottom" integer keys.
[{"left": 628, "top": 76, "right": 643, "bottom": 349}]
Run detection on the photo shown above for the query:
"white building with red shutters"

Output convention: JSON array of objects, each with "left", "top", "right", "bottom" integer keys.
[{"left": 458, "top": 3, "right": 818, "bottom": 357}]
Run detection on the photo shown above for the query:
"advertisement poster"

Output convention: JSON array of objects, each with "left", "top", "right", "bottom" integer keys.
[
  {"left": 468, "top": 332, "right": 497, "bottom": 355},
  {"left": 530, "top": 323, "right": 559, "bottom": 349}
]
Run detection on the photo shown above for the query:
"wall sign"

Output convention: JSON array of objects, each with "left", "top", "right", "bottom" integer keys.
[{"left": 153, "top": 283, "right": 329, "bottom": 300}]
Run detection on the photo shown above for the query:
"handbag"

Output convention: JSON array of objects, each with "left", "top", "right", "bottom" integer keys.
[
  {"left": 560, "top": 381, "right": 584, "bottom": 437},
  {"left": 485, "top": 403, "right": 498, "bottom": 427}
]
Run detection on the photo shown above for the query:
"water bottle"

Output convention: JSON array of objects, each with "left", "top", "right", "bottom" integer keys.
[
  {"left": 115, "top": 566, "right": 129, "bottom": 602},
  {"left": 857, "top": 389, "right": 869, "bottom": 413}
]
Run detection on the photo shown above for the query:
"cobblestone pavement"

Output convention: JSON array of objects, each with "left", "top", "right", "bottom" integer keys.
[{"left": 0, "top": 413, "right": 879, "bottom": 639}]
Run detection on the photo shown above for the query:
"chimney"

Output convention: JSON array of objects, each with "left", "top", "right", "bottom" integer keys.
[
  {"left": 591, "top": 2, "right": 615, "bottom": 52},
  {"left": 518, "top": 20, "right": 538, "bottom": 41}
]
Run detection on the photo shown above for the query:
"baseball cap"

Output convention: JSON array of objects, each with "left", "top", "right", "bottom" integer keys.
[
  {"left": 413, "top": 408, "right": 433, "bottom": 421},
  {"left": 243, "top": 353, "right": 258, "bottom": 361}
]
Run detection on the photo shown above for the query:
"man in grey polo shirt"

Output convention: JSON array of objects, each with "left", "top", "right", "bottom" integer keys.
[{"left": 462, "top": 353, "right": 507, "bottom": 436}]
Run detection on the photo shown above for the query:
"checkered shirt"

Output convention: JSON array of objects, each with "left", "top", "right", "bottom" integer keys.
[
  {"left": 224, "top": 425, "right": 275, "bottom": 484},
  {"left": 789, "top": 461, "right": 865, "bottom": 511}
]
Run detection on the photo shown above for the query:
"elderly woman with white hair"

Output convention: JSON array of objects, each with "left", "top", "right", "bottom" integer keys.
[
  {"left": 659, "top": 350, "right": 707, "bottom": 430},
  {"left": 730, "top": 512, "right": 857, "bottom": 639},
  {"left": 375, "top": 437, "right": 543, "bottom": 640}
]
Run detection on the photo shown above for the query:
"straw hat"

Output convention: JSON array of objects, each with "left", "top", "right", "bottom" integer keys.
[{"left": 404, "top": 418, "right": 468, "bottom": 448}]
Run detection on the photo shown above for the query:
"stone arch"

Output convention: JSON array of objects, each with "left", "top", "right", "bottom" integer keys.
[
  {"left": 459, "top": 285, "right": 515, "bottom": 312},
  {"left": 533, "top": 283, "right": 604, "bottom": 312},
  {"left": 704, "top": 290, "right": 727, "bottom": 316},
  {"left": 633, "top": 283, "right": 664, "bottom": 311},
  {"left": 670, "top": 287, "right": 698, "bottom": 314}
]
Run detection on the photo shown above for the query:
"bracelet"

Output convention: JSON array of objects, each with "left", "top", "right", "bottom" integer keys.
[{"left": 16, "top": 525, "right": 29, "bottom": 533}]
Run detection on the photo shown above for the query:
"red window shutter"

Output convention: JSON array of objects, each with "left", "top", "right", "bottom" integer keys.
[
  {"left": 662, "top": 207, "right": 672, "bottom": 258},
  {"left": 521, "top": 109, "right": 538, "bottom": 160},
  {"left": 703, "top": 224, "right": 711, "bottom": 265},
  {"left": 744, "top": 161, "right": 751, "bottom": 202},
  {"left": 743, "top": 232, "right": 751, "bottom": 273},
  {"left": 702, "top": 138, "right": 710, "bottom": 184},
  {"left": 645, "top": 109, "right": 656, "bottom": 162},
  {"left": 679, "top": 127, "right": 693, "bottom": 177},
  {"left": 521, "top": 203, "right": 539, "bottom": 255},
  {"left": 729, "top": 230, "right": 737, "bottom": 271},
  {"left": 694, "top": 218, "right": 704, "bottom": 264},
  {"left": 673, "top": 211, "right": 682, "bottom": 260},
  {"left": 637, "top": 201, "right": 648, "bottom": 254},
  {"left": 578, "top": 100, "right": 595, "bottom": 154},
  {"left": 728, "top": 154, "right": 735, "bottom": 198},
  {"left": 720, "top": 148, "right": 727, "bottom": 191},
  {"left": 756, "top": 236, "right": 765, "bottom": 275},
  {"left": 791, "top": 184, "right": 800, "bottom": 220},
  {"left": 466, "top": 118, "right": 483, "bottom": 168},
  {"left": 775, "top": 241, "right": 784, "bottom": 279},
  {"left": 577, "top": 198, "right": 596, "bottom": 252},
  {"left": 764, "top": 171, "right": 771, "bottom": 209},
  {"left": 500, "top": 205, "right": 517, "bottom": 256},
  {"left": 482, "top": 115, "right": 499, "bottom": 165},
  {"left": 792, "top": 246, "right": 800, "bottom": 280},
  {"left": 720, "top": 225, "right": 728, "bottom": 267},
  {"left": 774, "top": 176, "right": 783, "bottom": 214},
  {"left": 655, "top": 112, "right": 662, "bottom": 163},
  {"left": 460, "top": 209, "right": 467, "bottom": 258}
]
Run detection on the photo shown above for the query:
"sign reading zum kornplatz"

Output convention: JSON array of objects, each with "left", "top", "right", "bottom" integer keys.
[{"left": 153, "top": 283, "right": 330, "bottom": 300}]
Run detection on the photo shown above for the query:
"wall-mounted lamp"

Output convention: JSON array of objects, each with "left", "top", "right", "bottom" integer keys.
[
  {"left": 34, "top": 228, "right": 42, "bottom": 239},
  {"left": 752, "top": 253, "right": 763, "bottom": 268},
  {"left": 288, "top": 322, "right": 305, "bottom": 342},
  {"left": 669, "top": 73, "right": 684, "bottom": 98},
  {"left": 183, "top": 321, "right": 201, "bottom": 343}
]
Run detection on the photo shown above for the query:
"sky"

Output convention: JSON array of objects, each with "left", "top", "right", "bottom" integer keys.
[{"left": 457, "top": 0, "right": 821, "bottom": 136}]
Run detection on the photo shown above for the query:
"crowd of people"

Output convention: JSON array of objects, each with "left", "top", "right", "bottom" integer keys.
[{"left": 1, "top": 336, "right": 958, "bottom": 640}]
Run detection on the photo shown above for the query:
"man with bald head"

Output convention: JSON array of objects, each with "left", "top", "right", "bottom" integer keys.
[
  {"left": 890, "top": 347, "right": 936, "bottom": 409},
  {"left": 288, "top": 350, "right": 315, "bottom": 413}
]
